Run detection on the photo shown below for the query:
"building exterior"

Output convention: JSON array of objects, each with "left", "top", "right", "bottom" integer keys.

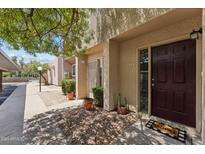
[
  {"left": 47, "top": 56, "right": 76, "bottom": 85},
  {"left": 0, "top": 49, "right": 20, "bottom": 92},
  {"left": 50, "top": 9, "right": 205, "bottom": 143}
]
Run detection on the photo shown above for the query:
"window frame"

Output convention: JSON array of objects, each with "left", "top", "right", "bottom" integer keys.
[
  {"left": 71, "top": 64, "right": 76, "bottom": 77},
  {"left": 138, "top": 48, "right": 149, "bottom": 113}
]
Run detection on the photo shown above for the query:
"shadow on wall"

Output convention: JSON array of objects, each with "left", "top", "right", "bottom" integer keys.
[{"left": 93, "top": 8, "right": 171, "bottom": 42}]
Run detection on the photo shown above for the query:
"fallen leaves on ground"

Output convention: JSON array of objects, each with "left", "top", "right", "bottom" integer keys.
[{"left": 23, "top": 107, "right": 138, "bottom": 145}]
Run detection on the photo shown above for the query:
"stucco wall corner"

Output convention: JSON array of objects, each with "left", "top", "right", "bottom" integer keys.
[
  {"left": 76, "top": 56, "right": 88, "bottom": 99},
  {"left": 103, "top": 39, "right": 120, "bottom": 111},
  {"left": 201, "top": 8, "right": 205, "bottom": 144}
]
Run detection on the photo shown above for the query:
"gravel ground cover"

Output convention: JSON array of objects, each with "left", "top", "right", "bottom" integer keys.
[{"left": 23, "top": 107, "right": 137, "bottom": 145}]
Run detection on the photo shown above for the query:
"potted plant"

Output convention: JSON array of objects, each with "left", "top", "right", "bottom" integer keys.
[
  {"left": 117, "top": 94, "right": 129, "bottom": 115},
  {"left": 61, "top": 79, "right": 76, "bottom": 100},
  {"left": 92, "top": 86, "right": 103, "bottom": 107},
  {"left": 83, "top": 97, "right": 94, "bottom": 110},
  {"left": 66, "top": 79, "right": 76, "bottom": 100}
]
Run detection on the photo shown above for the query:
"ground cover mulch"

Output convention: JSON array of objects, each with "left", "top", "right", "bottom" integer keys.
[{"left": 23, "top": 107, "right": 138, "bottom": 144}]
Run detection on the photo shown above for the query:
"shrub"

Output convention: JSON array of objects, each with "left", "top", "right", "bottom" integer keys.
[
  {"left": 61, "top": 79, "right": 76, "bottom": 95},
  {"left": 92, "top": 86, "right": 103, "bottom": 107},
  {"left": 61, "top": 79, "right": 68, "bottom": 95}
]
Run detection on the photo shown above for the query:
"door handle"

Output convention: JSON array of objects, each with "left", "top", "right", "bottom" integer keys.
[{"left": 152, "top": 83, "right": 155, "bottom": 87}]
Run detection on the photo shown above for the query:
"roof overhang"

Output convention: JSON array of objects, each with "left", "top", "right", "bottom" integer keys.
[
  {"left": 112, "top": 8, "right": 202, "bottom": 42},
  {"left": 85, "top": 43, "right": 103, "bottom": 55},
  {"left": 0, "top": 49, "right": 20, "bottom": 72},
  {"left": 64, "top": 56, "right": 75, "bottom": 64}
]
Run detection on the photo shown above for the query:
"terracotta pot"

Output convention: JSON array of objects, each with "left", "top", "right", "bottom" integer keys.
[
  {"left": 83, "top": 98, "right": 94, "bottom": 110},
  {"left": 117, "top": 106, "right": 128, "bottom": 115},
  {"left": 67, "top": 92, "right": 74, "bottom": 100}
]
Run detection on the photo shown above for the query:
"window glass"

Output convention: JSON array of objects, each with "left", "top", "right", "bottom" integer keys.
[
  {"left": 72, "top": 64, "right": 76, "bottom": 77},
  {"left": 139, "top": 49, "right": 148, "bottom": 113},
  {"left": 99, "top": 58, "right": 103, "bottom": 87}
]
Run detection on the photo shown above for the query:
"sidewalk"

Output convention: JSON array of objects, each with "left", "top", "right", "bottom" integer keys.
[
  {"left": 24, "top": 81, "right": 47, "bottom": 119},
  {"left": 112, "top": 116, "right": 202, "bottom": 145},
  {"left": 0, "top": 82, "right": 27, "bottom": 144},
  {"left": 24, "top": 81, "right": 83, "bottom": 119}
]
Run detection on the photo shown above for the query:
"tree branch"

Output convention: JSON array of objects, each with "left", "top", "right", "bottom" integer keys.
[
  {"left": 28, "top": 9, "right": 42, "bottom": 43},
  {"left": 64, "top": 9, "right": 77, "bottom": 38},
  {"left": 19, "top": 8, "right": 29, "bottom": 33},
  {"left": 40, "top": 8, "right": 63, "bottom": 39}
]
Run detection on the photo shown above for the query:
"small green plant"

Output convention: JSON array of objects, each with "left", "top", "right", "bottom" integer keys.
[
  {"left": 92, "top": 86, "right": 103, "bottom": 107},
  {"left": 61, "top": 79, "right": 76, "bottom": 95}
]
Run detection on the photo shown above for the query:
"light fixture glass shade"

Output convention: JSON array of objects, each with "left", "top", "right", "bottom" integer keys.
[
  {"left": 190, "top": 31, "right": 199, "bottom": 40},
  {"left": 37, "top": 66, "right": 43, "bottom": 71}
]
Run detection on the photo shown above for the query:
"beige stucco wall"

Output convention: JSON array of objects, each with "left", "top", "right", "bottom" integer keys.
[
  {"left": 202, "top": 9, "right": 205, "bottom": 144},
  {"left": 76, "top": 56, "right": 88, "bottom": 99},
  {"left": 48, "top": 57, "right": 64, "bottom": 85},
  {"left": 103, "top": 40, "right": 120, "bottom": 111},
  {"left": 63, "top": 60, "right": 73, "bottom": 79},
  {"left": 48, "top": 57, "right": 75, "bottom": 85},
  {"left": 88, "top": 9, "right": 172, "bottom": 48},
  {"left": 87, "top": 51, "right": 103, "bottom": 62},
  {"left": 119, "top": 15, "right": 202, "bottom": 130}
]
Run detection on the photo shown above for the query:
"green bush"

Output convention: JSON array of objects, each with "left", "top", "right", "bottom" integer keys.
[
  {"left": 92, "top": 86, "right": 103, "bottom": 107},
  {"left": 61, "top": 79, "right": 76, "bottom": 95},
  {"left": 61, "top": 79, "right": 68, "bottom": 95}
]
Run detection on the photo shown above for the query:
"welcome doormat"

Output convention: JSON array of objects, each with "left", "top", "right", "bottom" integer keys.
[{"left": 145, "top": 119, "right": 186, "bottom": 143}]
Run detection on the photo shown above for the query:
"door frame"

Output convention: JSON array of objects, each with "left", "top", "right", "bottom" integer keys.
[
  {"left": 87, "top": 57, "right": 103, "bottom": 97},
  {"left": 136, "top": 34, "right": 202, "bottom": 130}
]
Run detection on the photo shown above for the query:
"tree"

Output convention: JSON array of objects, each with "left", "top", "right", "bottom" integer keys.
[
  {"left": 0, "top": 9, "right": 92, "bottom": 57},
  {"left": 20, "top": 60, "right": 49, "bottom": 78},
  {"left": 21, "top": 61, "right": 40, "bottom": 77},
  {"left": 18, "top": 57, "right": 25, "bottom": 69},
  {"left": 10, "top": 56, "right": 19, "bottom": 77},
  {"left": 11, "top": 56, "right": 18, "bottom": 65}
]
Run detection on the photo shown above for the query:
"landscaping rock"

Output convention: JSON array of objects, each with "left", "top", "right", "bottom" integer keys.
[{"left": 23, "top": 107, "right": 137, "bottom": 145}]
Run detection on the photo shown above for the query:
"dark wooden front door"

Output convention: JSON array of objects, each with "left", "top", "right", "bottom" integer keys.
[{"left": 151, "top": 39, "right": 196, "bottom": 127}]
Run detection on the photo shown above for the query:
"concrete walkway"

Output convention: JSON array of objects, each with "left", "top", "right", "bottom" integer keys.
[
  {"left": 0, "top": 82, "right": 27, "bottom": 144},
  {"left": 0, "top": 81, "right": 83, "bottom": 144},
  {"left": 112, "top": 119, "right": 184, "bottom": 145},
  {"left": 24, "top": 81, "right": 83, "bottom": 119},
  {"left": 112, "top": 116, "right": 202, "bottom": 145},
  {"left": 24, "top": 81, "right": 47, "bottom": 119}
]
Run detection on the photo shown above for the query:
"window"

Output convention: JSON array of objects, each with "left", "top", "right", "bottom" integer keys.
[
  {"left": 72, "top": 64, "right": 76, "bottom": 77},
  {"left": 87, "top": 61, "right": 98, "bottom": 97},
  {"left": 99, "top": 58, "right": 103, "bottom": 87},
  {"left": 139, "top": 49, "right": 148, "bottom": 113}
]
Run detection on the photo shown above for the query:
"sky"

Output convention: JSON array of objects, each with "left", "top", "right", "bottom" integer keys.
[{"left": 1, "top": 45, "right": 55, "bottom": 64}]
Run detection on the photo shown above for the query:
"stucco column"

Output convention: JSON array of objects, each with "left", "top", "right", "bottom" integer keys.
[
  {"left": 0, "top": 71, "right": 2, "bottom": 92},
  {"left": 76, "top": 56, "right": 87, "bottom": 99},
  {"left": 103, "top": 40, "right": 119, "bottom": 111},
  {"left": 202, "top": 9, "right": 205, "bottom": 144},
  {"left": 58, "top": 56, "right": 64, "bottom": 85}
]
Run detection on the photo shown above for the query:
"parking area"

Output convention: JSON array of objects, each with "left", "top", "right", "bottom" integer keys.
[
  {"left": 0, "top": 82, "right": 27, "bottom": 144},
  {"left": 0, "top": 83, "right": 18, "bottom": 105}
]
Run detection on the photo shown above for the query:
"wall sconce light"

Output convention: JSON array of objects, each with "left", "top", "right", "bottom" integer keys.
[{"left": 190, "top": 28, "right": 202, "bottom": 40}]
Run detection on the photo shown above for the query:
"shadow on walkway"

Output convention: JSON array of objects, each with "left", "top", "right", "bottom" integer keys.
[{"left": 112, "top": 118, "right": 185, "bottom": 145}]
